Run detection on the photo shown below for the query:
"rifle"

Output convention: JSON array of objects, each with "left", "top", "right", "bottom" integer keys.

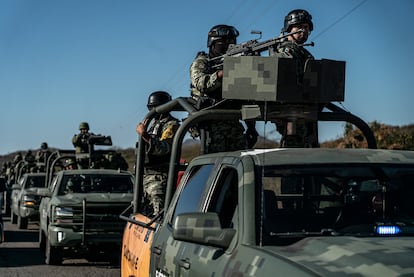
[{"left": 210, "top": 29, "right": 311, "bottom": 69}]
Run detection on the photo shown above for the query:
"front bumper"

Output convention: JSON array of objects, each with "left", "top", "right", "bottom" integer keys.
[{"left": 48, "top": 223, "right": 125, "bottom": 247}]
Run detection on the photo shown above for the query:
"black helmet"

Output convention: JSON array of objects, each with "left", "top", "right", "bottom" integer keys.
[
  {"left": 283, "top": 9, "right": 313, "bottom": 33},
  {"left": 41, "top": 142, "right": 48, "bottom": 150},
  {"left": 147, "top": 91, "right": 172, "bottom": 109},
  {"left": 79, "top": 122, "right": 89, "bottom": 130},
  {"left": 207, "top": 24, "right": 239, "bottom": 48}
]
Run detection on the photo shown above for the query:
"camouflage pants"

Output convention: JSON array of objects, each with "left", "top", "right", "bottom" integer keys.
[
  {"left": 143, "top": 172, "right": 167, "bottom": 216},
  {"left": 207, "top": 121, "right": 246, "bottom": 153}
]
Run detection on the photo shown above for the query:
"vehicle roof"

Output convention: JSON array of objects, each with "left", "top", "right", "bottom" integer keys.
[
  {"left": 57, "top": 169, "right": 133, "bottom": 176},
  {"left": 22, "top": 172, "right": 47, "bottom": 177},
  {"left": 196, "top": 148, "right": 414, "bottom": 166}
]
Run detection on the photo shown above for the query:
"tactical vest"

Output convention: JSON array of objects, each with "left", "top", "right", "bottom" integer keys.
[{"left": 144, "top": 116, "right": 177, "bottom": 171}]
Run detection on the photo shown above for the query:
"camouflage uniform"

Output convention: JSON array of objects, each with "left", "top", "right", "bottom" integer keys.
[
  {"left": 72, "top": 123, "right": 95, "bottom": 168},
  {"left": 190, "top": 52, "right": 246, "bottom": 153},
  {"left": 143, "top": 114, "right": 180, "bottom": 216},
  {"left": 72, "top": 132, "right": 93, "bottom": 154}
]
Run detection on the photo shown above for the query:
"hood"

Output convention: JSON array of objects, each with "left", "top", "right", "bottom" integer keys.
[
  {"left": 266, "top": 236, "right": 414, "bottom": 276},
  {"left": 24, "top": 187, "right": 44, "bottom": 195},
  {"left": 52, "top": 193, "right": 133, "bottom": 206}
]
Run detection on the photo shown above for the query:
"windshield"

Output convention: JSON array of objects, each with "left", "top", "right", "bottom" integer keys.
[
  {"left": 24, "top": 175, "right": 46, "bottom": 189},
  {"left": 58, "top": 173, "right": 133, "bottom": 195},
  {"left": 260, "top": 164, "right": 414, "bottom": 245}
]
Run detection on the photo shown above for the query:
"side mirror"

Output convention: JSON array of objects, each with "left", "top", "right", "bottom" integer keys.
[
  {"left": 11, "top": 184, "right": 22, "bottom": 190},
  {"left": 173, "top": 212, "right": 236, "bottom": 249},
  {"left": 37, "top": 188, "right": 52, "bottom": 198}
]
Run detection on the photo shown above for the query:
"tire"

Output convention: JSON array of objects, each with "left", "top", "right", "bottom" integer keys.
[
  {"left": 17, "top": 215, "right": 28, "bottom": 229},
  {"left": 10, "top": 211, "right": 17, "bottom": 224},
  {"left": 45, "top": 234, "right": 63, "bottom": 265},
  {"left": 39, "top": 229, "right": 46, "bottom": 252}
]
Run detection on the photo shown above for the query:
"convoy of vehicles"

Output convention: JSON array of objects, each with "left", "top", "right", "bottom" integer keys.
[
  {"left": 10, "top": 172, "right": 46, "bottom": 229},
  {"left": 0, "top": 52, "right": 413, "bottom": 276}
]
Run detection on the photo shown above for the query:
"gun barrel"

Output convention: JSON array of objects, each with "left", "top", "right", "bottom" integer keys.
[{"left": 208, "top": 29, "right": 305, "bottom": 68}]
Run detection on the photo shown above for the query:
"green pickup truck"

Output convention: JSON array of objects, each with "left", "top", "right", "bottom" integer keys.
[
  {"left": 121, "top": 56, "right": 414, "bottom": 276},
  {"left": 37, "top": 144, "right": 132, "bottom": 265},
  {"left": 150, "top": 148, "right": 414, "bottom": 276},
  {"left": 38, "top": 168, "right": 134, "bottom": 265}
]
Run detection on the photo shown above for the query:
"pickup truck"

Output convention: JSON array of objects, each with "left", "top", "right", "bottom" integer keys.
[
  {"left": 10, "top": 172, "right": 46, "bottom": 229},
  {"left": 147, "top": 148, "right": 414, "bottom": 276},
  {"left": 121, "top": 56, "right": 413, "bottom": 276},
  {"left": 38, "top": 147, "right": 134, "bottom": 265}
]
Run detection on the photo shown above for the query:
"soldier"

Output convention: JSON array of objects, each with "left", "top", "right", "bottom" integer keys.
[
  {"left": 274, "top": 9, "right": 319, "bottom": 147},
  {"left": 275, "top": 9, "right": 314, "bottom": 79},
  {"left": 190, "top": 24, "right": 258, "bottom": 153},
  {"left": 72, "top": 122, "right": 95, "bottom": 168},
  {"left": 64, "top": 158, "right": 78, "bottom": 170},
  {"left": 35, "top": 142, "right": 51, "bottom": 164},
  {"left": 136, "top": 91, "right": 180, "bottom": 216},
  {"left": 105, "top": 152, "right": 128, "bottom": 171},
  {"left": 72, "top": 122, "right": 94, "bottom": 154}
]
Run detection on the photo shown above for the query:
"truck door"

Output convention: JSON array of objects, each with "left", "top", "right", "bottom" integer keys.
[
  {"left": 151, "top": 164, "right": 239, "bottom": 276},
  {"left": 177, "top": 166, "right": 239, "bottom": 276},
  {"left": 150, "top": 163, "right": 215, "bottom": 276}
]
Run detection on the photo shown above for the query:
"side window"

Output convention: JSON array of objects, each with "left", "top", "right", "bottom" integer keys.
[
  {"left": 171, "top": 164, "right": 215, "bottom": 223},
  {"left": 208, "top": 168, "right": 238, "bottom": 228}
]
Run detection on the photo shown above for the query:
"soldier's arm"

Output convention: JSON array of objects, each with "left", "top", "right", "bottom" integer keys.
[
  {"left": 190, "top": 54, "right": 222, "bottom": 96},
  {"left": 72, "top": 134, "right": 80, "bottom": 146}
]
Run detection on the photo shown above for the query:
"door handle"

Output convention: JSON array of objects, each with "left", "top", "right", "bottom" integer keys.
[
  {"left": 152, "top": 245, "right": 162, "bottom": 256},
  {"left": 177, "top": 258, "right": 190, "bottom": 270}
]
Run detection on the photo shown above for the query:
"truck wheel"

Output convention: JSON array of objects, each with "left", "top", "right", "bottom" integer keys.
[
  {"left": 39, "top": 229, "right": 46, "bottom": 252},
  {"left": 10, "top": 211, "right": 17, "bottom": 224},
  {"left": 45, "top": 235, "right": 63, "bottom": 265},
  {"left": 17, "top": 215, "right": 28, "bottom": 229}
]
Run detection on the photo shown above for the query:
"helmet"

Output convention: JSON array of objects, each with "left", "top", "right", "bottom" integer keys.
[
  {"left": 283, "top": 9, "right": 313, "bottom": 33},
  {"left": 207, "top": 24, "right": 239, "bottom": 47},
  {"left": 147, "top": 91, "right": 172, "bottom": 109},
  {"left": 64, "top": 158, "right": 76, "bottom": 167},
  {"left": 79, "top": 122, "right": 89, "bottom": 130},
  {"left": 41, "top": 142, "right": 48, "bottom": 150}
]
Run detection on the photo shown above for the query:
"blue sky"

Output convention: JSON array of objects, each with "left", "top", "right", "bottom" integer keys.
[{"left": 0, "top": 0, "right": 413, "bottom": 155}]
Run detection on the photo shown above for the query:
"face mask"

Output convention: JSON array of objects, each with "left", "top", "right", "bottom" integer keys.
[{"left": 210, "top": 41, "right": 230, "bottom": 57}]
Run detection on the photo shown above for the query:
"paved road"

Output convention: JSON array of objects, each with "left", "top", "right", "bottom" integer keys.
[{"left": 0, "top": 213, "right": 120, "bottom": 277}]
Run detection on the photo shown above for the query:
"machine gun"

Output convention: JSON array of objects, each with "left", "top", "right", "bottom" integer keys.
[{"left": 210, "top": 29, "right": 313, "bottom": 69}]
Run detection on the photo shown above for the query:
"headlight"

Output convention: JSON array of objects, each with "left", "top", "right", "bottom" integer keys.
[
  {"left": 22, "top": 195, "right": 36, "bottom": 206},
  {"left": 55, "top": 206, "right": 74, "bottom": 223}
]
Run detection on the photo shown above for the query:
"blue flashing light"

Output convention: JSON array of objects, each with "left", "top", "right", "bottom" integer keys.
[{"left": 376, "top": 225, "right": 401, "bottom": 235}]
